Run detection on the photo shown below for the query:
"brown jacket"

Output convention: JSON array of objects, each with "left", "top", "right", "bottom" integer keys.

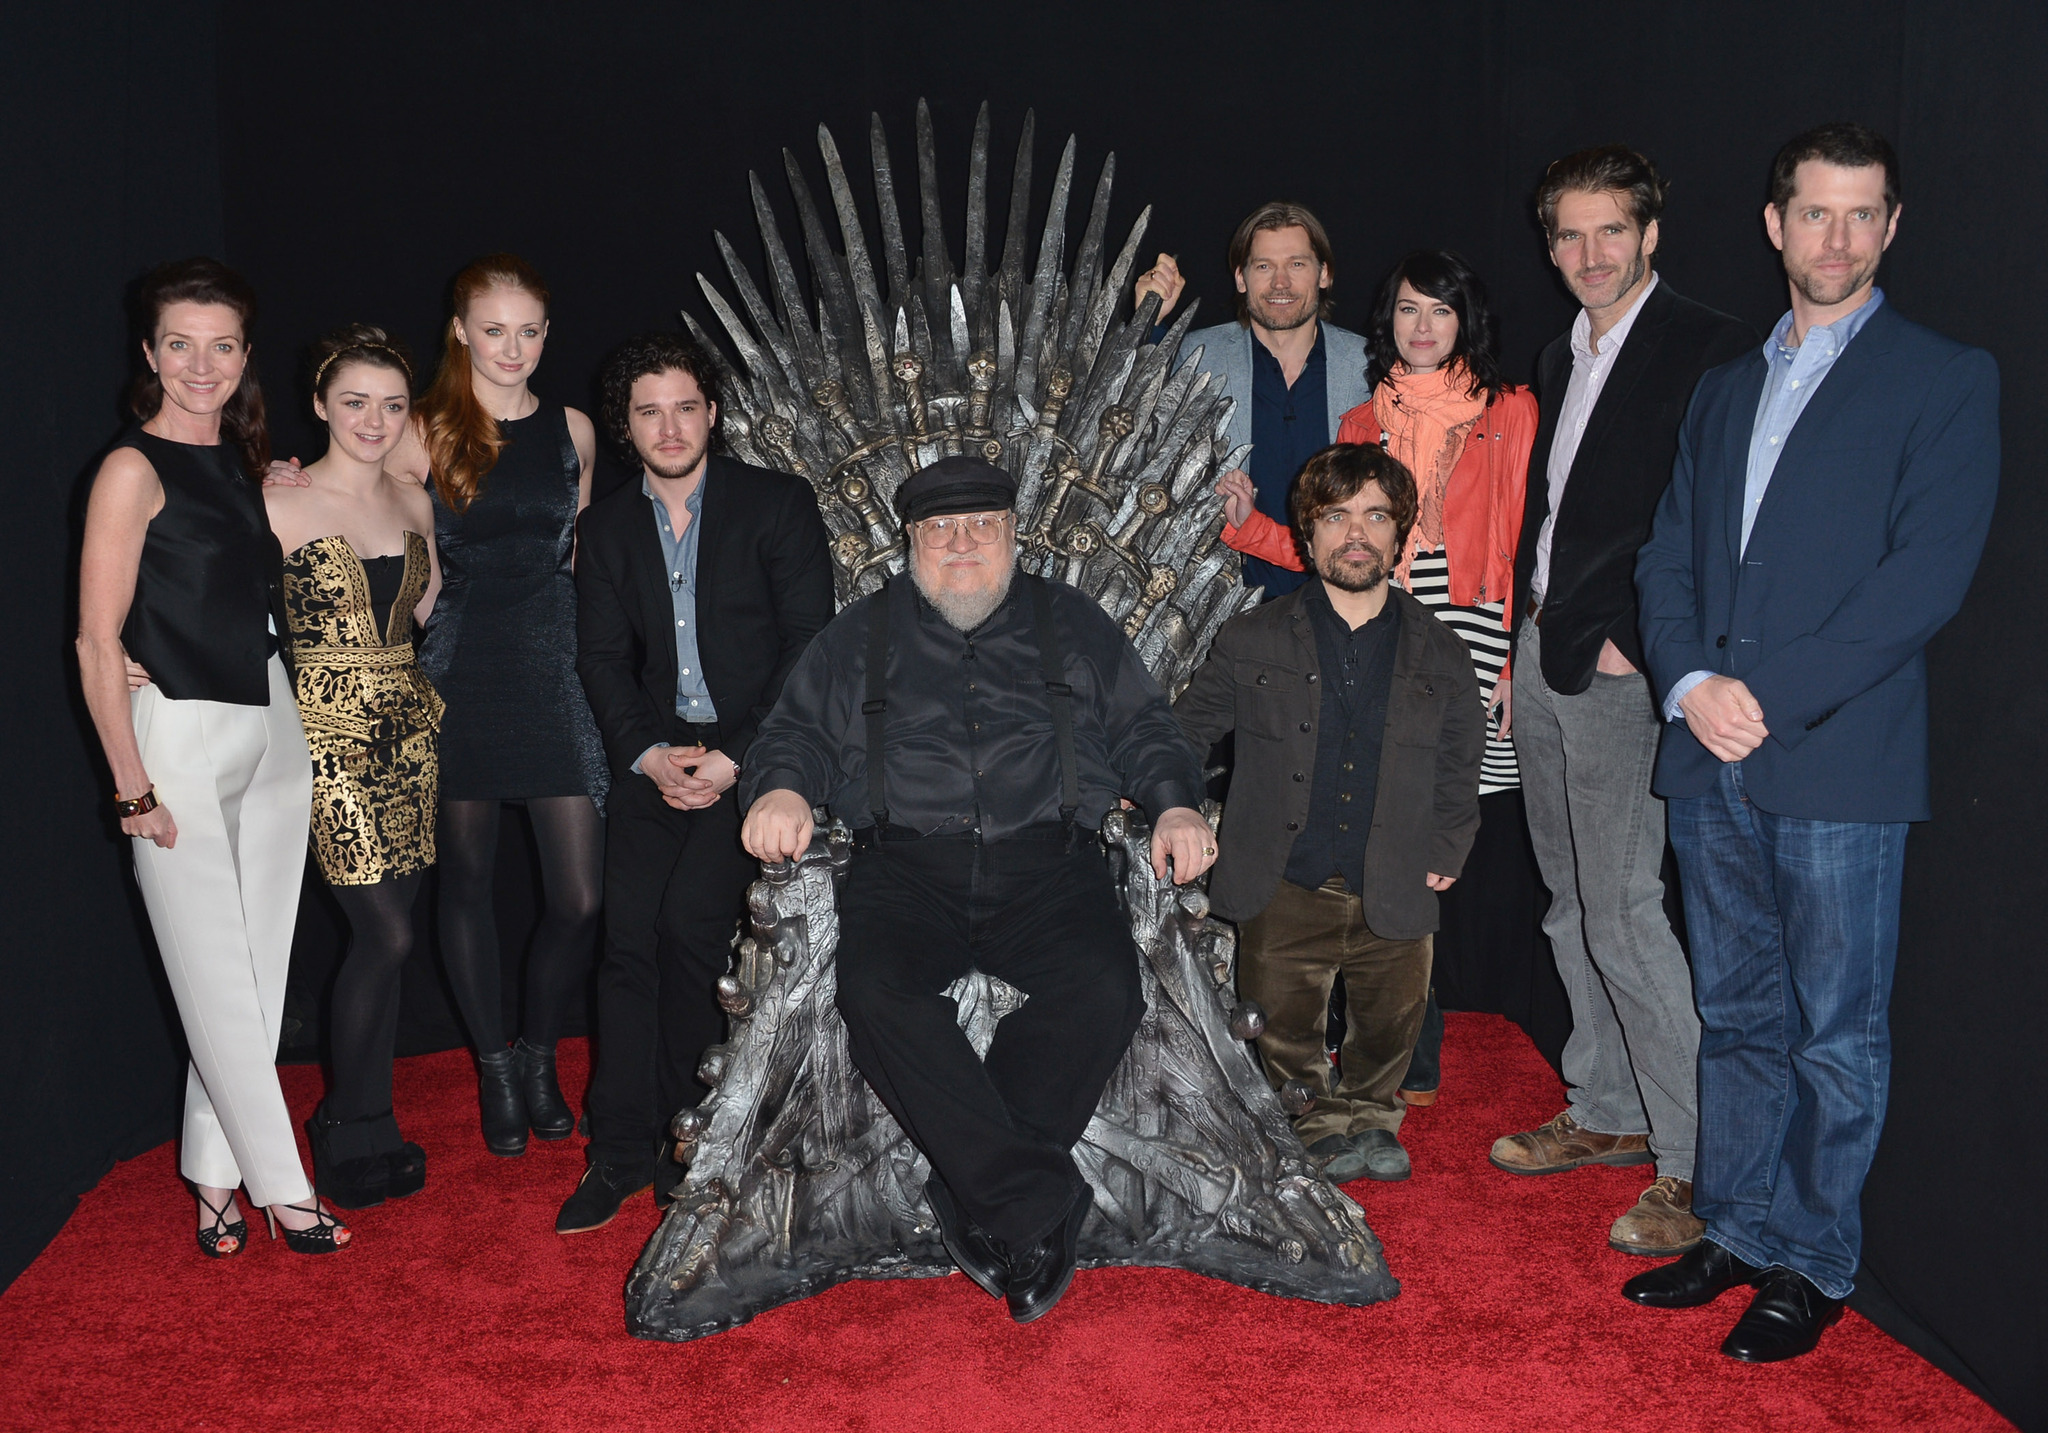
[{"left": 1174, "top": 583, "right": 1484, "bottom": 939}]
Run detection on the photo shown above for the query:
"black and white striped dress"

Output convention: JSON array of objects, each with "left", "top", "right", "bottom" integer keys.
[{"left": 1401, "top": 548, "right": 1517, "bottom": 793}]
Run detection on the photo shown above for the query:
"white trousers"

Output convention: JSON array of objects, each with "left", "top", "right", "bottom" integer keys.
[{"left": 130, "top": 657, "right": 315, "bottom": 1206}]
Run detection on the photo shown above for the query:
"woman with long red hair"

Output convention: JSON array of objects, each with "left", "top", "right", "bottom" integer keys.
[{"left": 280, "top": 255, "right": 606, "bottom": 1154}]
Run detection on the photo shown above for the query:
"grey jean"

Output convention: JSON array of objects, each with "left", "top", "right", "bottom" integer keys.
[{"left": 1513, "top": 623, "right": 1699, "bottom": 1180}]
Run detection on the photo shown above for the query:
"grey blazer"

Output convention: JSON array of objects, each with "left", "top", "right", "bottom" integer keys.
[
  {"left": 1173, "top": 584, "right": 1485, "bottom": 939},
  {"left": 1180, "top": 319, "right": 1374, "bottom": 457}
]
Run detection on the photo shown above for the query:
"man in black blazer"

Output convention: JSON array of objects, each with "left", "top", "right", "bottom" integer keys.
[
  {"left": 1492, "top": 146, "right": 1756, "bottom": 1260},
  {"left": 557, "top": 333, "right": 833, "bottom": 1233}
]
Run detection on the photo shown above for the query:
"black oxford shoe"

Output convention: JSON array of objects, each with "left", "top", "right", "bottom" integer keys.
[
  {"left": 1006, "top": 1188, "right": 1092, "bottom": 1325},
  {"left": 1622, "top": 1239, "right": 1765, "bottom": 1309},
  {"left": 925, "top": 1176, "right": 1008, "bottom": 1299},
  {"left": 1721, "top": 1269, "right": 1845, "bottom": 1363}
]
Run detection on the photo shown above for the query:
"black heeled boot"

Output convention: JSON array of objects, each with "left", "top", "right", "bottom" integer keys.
[
  {"left": 477, "top": 1048, "right": 528, "bottom": 1156},
  {"left": 308, "top": 1105, "right": 393, "bottom": 1209},
  {"left": 514, "top": 1038, "right": 575, "bottom": 1140}
]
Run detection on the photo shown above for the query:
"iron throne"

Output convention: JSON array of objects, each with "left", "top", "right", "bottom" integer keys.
[{"left": 625, "top": 103, "right": 1398, "bottom": 1342}]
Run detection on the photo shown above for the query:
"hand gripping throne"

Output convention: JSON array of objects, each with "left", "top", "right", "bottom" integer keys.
[{"left": 625, "top": 103, "right": 1399, "bottom": 1340}]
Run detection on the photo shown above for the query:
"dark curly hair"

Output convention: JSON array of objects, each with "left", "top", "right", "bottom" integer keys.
[
  {"left": 599, "top": 331, "right": 725, "bottom": 456},
  {"left": 1290, "top": 443, "right": 1419, "bottom": 552},
  {"left": 1365, "top": 250, "right": 1505, "bottom": 405},
  {"left": 129, "top": 256, "right": 269, "bottom": 478},
  {"left": 1534, "top": 143, "right": 1667, "bottom": 241}
]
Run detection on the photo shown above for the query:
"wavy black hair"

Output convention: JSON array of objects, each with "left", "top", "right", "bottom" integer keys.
[
  {"left": 1364, "top": 250, "right": 1505, "bottom": 405},
  {"left": 598, "top": 331, "right": 725, "bottom": 456}
]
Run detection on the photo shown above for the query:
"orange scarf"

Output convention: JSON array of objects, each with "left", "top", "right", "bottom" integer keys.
[{"left": 1371, "top": 362, "right": 1486, "bottom": 582}]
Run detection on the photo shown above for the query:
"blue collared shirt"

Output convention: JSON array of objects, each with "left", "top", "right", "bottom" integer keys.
[
  {"left": 1663, "top": 290, "right": 1886, "bottom": 720},
  {"left": 1245, "top": 324, "right": 1329, "bottom": 598},
  {"left": 647, "top": 472, "right": 717, "bottom": 722}
]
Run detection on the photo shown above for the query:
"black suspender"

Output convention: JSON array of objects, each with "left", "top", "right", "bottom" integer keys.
[
  {"left": 863, "top": 580, "right": 894, "bottom": 830},
  {"left": 860, "top": 573, "right": 1081, "bottom": 834},
  {"left": 1026, "top": 575, "right": 1080, "bottom": 829}
]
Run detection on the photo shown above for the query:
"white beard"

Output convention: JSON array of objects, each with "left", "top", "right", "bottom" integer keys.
[{"left": 911, "top": 551, "right": 1017, "bottom": 632}]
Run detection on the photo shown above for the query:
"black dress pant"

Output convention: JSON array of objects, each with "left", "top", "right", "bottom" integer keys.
[
  {"left": 834, "top": 827, "right": 1145, "bottom": 1249},
  {"left": 585, "top": 773, "right": 757, "bottom": 1171}
]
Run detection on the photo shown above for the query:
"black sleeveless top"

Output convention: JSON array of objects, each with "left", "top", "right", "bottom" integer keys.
[{"left": 116, "top": 428, "right": 289, "bottom": 706}]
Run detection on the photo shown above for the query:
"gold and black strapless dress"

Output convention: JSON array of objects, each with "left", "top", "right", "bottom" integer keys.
[{"left": 282, "top": 532, "right": 444, "bottom": 885}]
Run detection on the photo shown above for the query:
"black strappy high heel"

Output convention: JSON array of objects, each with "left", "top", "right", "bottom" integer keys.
[
  {"left": 265, "top": 1201, "right": 352, "bottom": 1255},
  {"left": 193, "top": 1185, "right": 247, "bottom": 1259}
]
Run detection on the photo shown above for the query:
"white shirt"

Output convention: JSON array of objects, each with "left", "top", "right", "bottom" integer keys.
[{"left": 1530, "top": 273, "right": 1660, "bottom": 604}]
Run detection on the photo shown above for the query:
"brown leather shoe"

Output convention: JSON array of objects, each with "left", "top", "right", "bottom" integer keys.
[
  {"left": 1608, "top": 1176, "right": 1705, "bottom": 1257},
  {"left": 1488, "top": 1110, "right": 1654, "bottom": 1175}
]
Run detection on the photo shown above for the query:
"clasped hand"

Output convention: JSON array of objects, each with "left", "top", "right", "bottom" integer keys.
[
  {"left": 647, "top": 745, "right": 735, "bottom": 810},
  {"left": 1680, "top": 675, "right": 1769, "bottom": 762}
]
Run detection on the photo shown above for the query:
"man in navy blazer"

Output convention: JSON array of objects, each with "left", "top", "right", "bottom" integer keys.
[{"left": 1627, "top": 125, "right": 1999, "bottom": 1363}]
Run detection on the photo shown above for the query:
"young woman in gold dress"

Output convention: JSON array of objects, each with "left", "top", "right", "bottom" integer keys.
[{"left": 264, "top": 325, "right": 444, "bottom": 1207}]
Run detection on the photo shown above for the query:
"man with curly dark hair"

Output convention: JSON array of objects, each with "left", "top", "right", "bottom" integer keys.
[{"left": 557, "top": 331, "right": 833, "bottom": 1234}]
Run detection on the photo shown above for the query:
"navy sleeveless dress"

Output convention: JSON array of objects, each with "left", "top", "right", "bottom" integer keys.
[{"left": 419, "top": 400, "right": 608, "bottom": 810}]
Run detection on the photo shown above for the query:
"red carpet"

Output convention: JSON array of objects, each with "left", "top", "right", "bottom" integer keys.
[{"left": 2, "top": 1014, "right": 2007, "bottom": 1432}]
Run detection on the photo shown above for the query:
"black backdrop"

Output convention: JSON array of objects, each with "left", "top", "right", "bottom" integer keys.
[{"left": 6, "top": 3, "right": 2042, "bottom": 1424}]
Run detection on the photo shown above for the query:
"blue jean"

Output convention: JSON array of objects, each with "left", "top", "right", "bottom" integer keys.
[{"left": 1667, "top": 762, "right": 1908, "bottom": 1298}]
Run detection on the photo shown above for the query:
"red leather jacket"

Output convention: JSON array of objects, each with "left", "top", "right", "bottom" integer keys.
[{"left": 1221, "top": 385, "right": 1538, "bottom": 626}]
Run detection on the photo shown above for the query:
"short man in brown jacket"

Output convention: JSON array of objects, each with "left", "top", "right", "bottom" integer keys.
[{"left": 1176, "top": 444, "right": 1484, "bottom": 1181}]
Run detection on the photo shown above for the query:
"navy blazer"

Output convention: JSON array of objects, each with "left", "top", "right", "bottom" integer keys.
[{"left": 1635, "top": 301, "right": 1999, "bottom": 823}]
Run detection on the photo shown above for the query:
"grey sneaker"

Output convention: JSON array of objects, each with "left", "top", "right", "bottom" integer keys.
[
  {"left": 1308, "top": 1134, "right": 1371, "bottom": 1183},
  {"left": 1354, "top": 1128, "right": 1411, "bottom": 1181}
]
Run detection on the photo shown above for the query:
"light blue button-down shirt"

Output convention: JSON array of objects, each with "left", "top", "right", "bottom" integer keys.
[
  {"left": 1662, "top": 291, "right": 1886, "bottom": 720},
  {"left": 647, "top": 473, "right": 717, "bottom": 721}
]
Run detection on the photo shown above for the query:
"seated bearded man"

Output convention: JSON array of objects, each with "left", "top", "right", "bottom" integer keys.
[{"left": 739, "top": 454, "right": 1215, "bottom": 1325}]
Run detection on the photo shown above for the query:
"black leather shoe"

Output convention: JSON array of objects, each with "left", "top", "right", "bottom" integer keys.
[
  {"left": 925, "top": 1176, "right": 1008, "bottom": 1299},
  {"left": 1622, "top": 1240, "right": 1765, "bottom": 1309},
  {"left": 477, "top": 1048, "right": 528, "bottom": 1156},
  {"left": 514, "top": 1038, "right": 576, "bottom": 1140},
  {"left": 1721, "top": 1269, "right": 1845, "bottom": 1363},
  {"left": 556, "top": 1162, "right": 653, "bottom": 1235},
  {"left": 1006, "top": 1187, "right": 1091, "bottom": 1325}
]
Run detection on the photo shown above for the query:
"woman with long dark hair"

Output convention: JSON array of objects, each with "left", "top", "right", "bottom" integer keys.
[
  {"left": 264, "top": 325, "right": 443, "bottom": 1206},
  {"left": 78, "top": 257, "right": 348, "bottom": 1255},
  {"left": 1218, "top": 250, "right": 1540, "bottom": 1102}
]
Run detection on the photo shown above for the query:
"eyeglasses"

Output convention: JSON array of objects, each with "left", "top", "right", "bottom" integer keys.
[{"left": 913, "top": 512, "right": 1012, "bottom": 547}]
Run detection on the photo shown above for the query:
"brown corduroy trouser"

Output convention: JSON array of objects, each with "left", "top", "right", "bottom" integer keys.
[{"left": 1236, "top": 877, "right": 1433, "bottom": 1144}]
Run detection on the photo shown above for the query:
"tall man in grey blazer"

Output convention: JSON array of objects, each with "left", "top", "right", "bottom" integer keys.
[
  {"left": 1627, "top": 124, "right": 1998, "bottom": 1364},
  {"left": 1135, "top": 203, "right": 1371, "bottom": 598}
]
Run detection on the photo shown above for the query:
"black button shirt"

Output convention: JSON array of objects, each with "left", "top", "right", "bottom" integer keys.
[
  {"left": 741, "top": 574, "right": 1204, "bottom": 839},
  {"left": 1283, "top": 579, "right": 1400, "bottom": 892},
  {"left": 1244, "top": 325, "right": 1328, "bottom": 599}
]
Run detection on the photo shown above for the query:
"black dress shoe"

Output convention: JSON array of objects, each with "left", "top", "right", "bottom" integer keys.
[
  {"left": 1721, "top": 1269, "right": 1845, "bottom": 1363},
  {"left": 925, "top": 1176, "right": 1008, "bottom": 1299},
  {"left": 514, "top": 1038, "right": 576, "bottom": 1140},
  {"left": 555, "top": 1162, "right": 653, "bottom": 1234},
  {"left": 1622, "top": 1240, "right": 1765, "bottom": 1309},
  {"left": 477, "top": 1048, "right": 528, "bottom": 1156},
  {"left": 1006, "top": 1187, "right": 1091, "bottom": 1325}
]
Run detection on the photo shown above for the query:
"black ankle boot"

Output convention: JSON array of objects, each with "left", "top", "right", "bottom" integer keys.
[
  {"left": 477, "top": 1048, "right": 528, "bottom": 1156},
  {"left": 514, "top": 1038, "right": 575, "bottom": 1140},
  {"left": 384, "top": 1136, "right": 428, "bottom": 1199},
  {"left": 307, "top": 1106, "right": 393, "bottom": 1209}
]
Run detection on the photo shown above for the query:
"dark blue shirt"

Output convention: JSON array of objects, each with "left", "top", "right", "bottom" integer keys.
[
  {"left": 1244, "top": 325, "right": 1329, "bottom": 599},
  {"left": 1283, "top": 579, "right": 1399, "bottom": 893}
]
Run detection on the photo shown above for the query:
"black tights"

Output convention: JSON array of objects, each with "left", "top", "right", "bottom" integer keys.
[
  {"left": 437, "top": 796, "right": 603, "bottom": 1054},
  {"left": 326, "top": 870, "right": 425, "bottom": 1122}
]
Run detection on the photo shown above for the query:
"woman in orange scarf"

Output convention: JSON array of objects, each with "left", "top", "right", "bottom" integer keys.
[{"left": 1217, "top": 250, "right": 1539, "bottom": 1102}]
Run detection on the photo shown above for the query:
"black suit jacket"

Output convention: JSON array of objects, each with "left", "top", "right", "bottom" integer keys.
[
  {"left": 1511, "top": 280, "right": 1756, "bottom": 694},
  {"left": 576, "top": 453, "right": 834, "bottom": 782},
  {"left": 1174, "top": 585, "right": 1484, "bottom": 941}
]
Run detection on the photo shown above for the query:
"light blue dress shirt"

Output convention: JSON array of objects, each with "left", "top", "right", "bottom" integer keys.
[
  {"left": 1662, "top": 291, "right": 1886, "bottom": 721},
  {"left": 631, "top": 471, "right": 717, "bottom": 776}
]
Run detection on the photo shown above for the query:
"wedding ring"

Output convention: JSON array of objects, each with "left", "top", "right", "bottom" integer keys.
[{"left": 1202, "top": 846, "right": 1216, "bottom": 856}]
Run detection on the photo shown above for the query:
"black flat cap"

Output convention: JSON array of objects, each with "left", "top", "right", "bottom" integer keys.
[{"left": 894, "top": 454, "right": 1018, "bottom": 523}]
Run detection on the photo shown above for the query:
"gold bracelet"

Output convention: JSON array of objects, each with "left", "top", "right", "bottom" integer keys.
[{"left": 114, "top": 786, "right": 159, "bottom": 818}]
